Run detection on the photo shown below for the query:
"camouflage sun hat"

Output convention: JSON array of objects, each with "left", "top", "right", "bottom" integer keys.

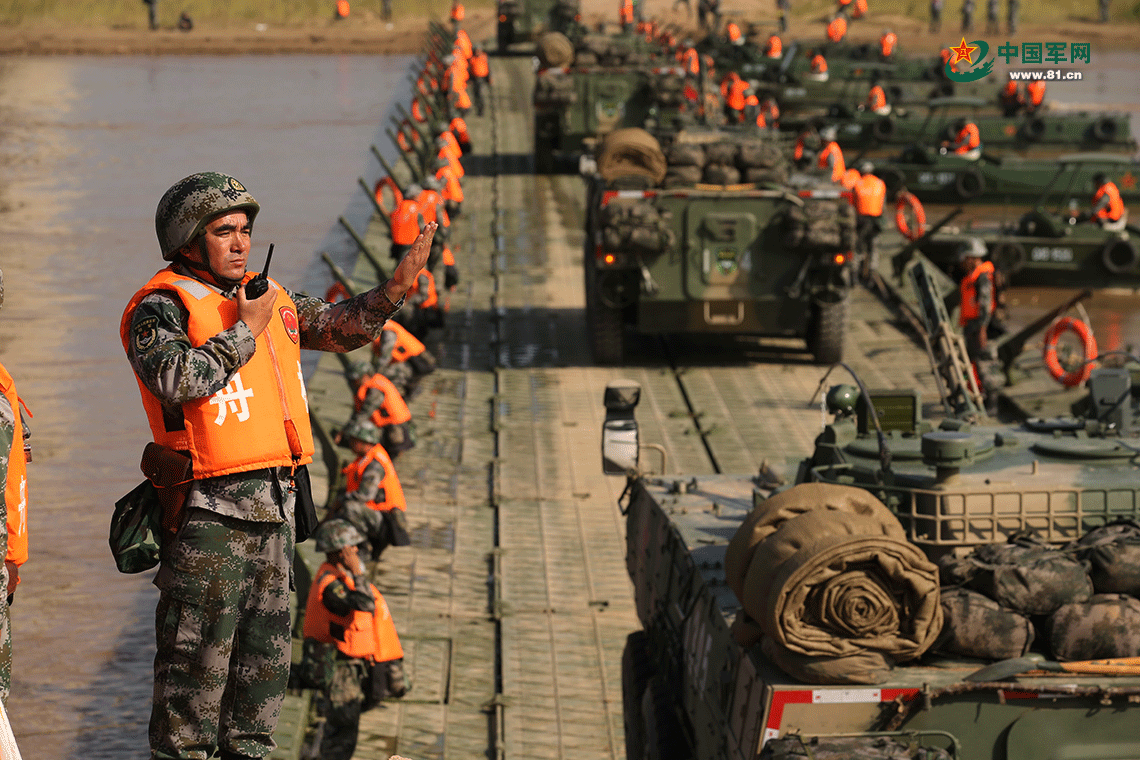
[
  {"left": 958, "top": 237, "right": 988, "bottom": 261},
  {"left": 342, "top": 416, "right": 384, "bottom": 445},
  {"left": 155, "top": 172, "right": 261, "bottom": 261},
  {"left": 314, "top": 518, "right": 366, "bottom": 553}
]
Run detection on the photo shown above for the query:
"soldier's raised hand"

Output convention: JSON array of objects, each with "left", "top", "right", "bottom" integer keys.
[{"left": 385, "top": 222, "right": 438, "bottom": 304}]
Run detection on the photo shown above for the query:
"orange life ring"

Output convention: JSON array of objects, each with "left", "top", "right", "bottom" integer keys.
[
  {"left": 326, "top": 282, "right": 350, "bottom": 303},
  {"left": 895, "top": 191, "right": 926, "bottom": 241},
  {"left": 374, "top": 176, "right": 403, "bottom": 215},
  {"left": 1042, "top": 316, "right": 1097, "bottom": 388}
]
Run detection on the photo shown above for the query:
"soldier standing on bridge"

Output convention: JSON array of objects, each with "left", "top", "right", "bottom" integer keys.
[
  {"left": 958, "top": 238, "right": 999, "bottom": 414},
  {"left": 1007, "top": 0, "right": 1019, "bottom": 33},
  {"left": 122, "top": 172, "right": 434, "bottom": 760},
  {"left": 986, "top": 0, "right": 1000, "bottom": 33}
]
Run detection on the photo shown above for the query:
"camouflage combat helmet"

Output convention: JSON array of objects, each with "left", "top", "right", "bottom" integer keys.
[
  {"left": 341, "top": 416, "right": 384, "bottom": 445},
  {"left": 314, "top": 518, "right": 366, "bottom": 553},
  {"left": 155, "top": 172, "right": 261, "bottom": 261},
  {"left": 958, "top": 236, "right": 988, "bottom": 261}
]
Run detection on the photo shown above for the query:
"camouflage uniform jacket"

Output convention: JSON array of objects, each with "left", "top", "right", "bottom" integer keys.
[{"left": 127, "top": 264, "right": 402, "bottom": 523}]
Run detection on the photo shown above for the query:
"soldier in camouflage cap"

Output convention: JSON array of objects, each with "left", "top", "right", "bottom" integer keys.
[
  {"left": 121, "top": 172, "right": 434, "bottom": 760},
  {"left": 303, "top": 518, "right": 406, "bottom": 760},
  {"left": 331, "top": 418, "right": 412, "bottom": 561}
]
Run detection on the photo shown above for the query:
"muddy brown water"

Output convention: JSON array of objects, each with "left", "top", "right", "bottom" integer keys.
[{"left": 0, "top": 54, "right": 409, "bottom": 758}]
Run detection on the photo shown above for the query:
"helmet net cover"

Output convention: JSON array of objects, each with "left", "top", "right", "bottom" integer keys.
[
  {"left": 155, "top": 172, "right": 261, "bottom": 261},
  {"left": 314, "top": 518, "right": 367, "bottom": 553}
]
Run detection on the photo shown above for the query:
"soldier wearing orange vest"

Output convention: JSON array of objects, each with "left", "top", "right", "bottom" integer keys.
[
  {"left": 372, "top": 320, "right": 437, "bottom": 398},
  {"left": 807, "top": 53, "right": 829, "bottom": 81},
  {"left": 450, "top": 0, "right": 465, "bottom": 29},
  {"left": 880, "top": 29, "right": 897, "bottom": 58},
  {"left": 826, "top": 15, "right": 847, "bottom": 43},
  {"left": 340, "top": 356, "right": 415, "bottom": 460},
  {"left": 395, "top": 268, "right": 443, "bottom": 339},
  {"left": 1025, "top": 80, "right": 1046, "bottom": 114},
  {"left": 999, "top": 80, "right": 1025, "bottom": 116},
  {"left": 720, "top": 72, "right": 748, "bottom": 123},
  {"left": 1073, "top": 172, "right": 1128, "bottom": 231},
  {"left": 303, "top": 518, "right": 406, "bottom": 760},
  {"left": 680, "top": 42, "right": 700, "bottom": 76},
  {"left": 852, "top": 0, "right": 868, "bottom": 17},
  {"left": 469, "top": 44, "right": 491, "bottom": 116},
  {"left": 122, "top": 173, "right": 434, "bottom": 760},
  {"left": 817, "top": 125, "right": 846, "bottom": 183},
  {"left": 436, "top": 155, "right": 464, "bottom": 217},
  {"left": 0, "top": 267, "right": 29, "bottom": 703},
  {"left": 620, "top": 0, "right": 634, "bottom": 29},
  {"left": 450, "top": 116, "right": 472, "bottom": 155},
  {"left": 391, "top": 185, "right": 427, "bottom": 260},
  {"left": 852, "top": 161, "right": 887, "bottom": 274},
  {"left": 957, "top": 237, "right": 997, "bottom": 410},
  {"left": 942, "top": 117, "right": 982, "bottom": 159},
  {"left": 865, "top": 81, "right": 890, "bottom": 115},
  {"left": 764, "top": 34, "right": 782, "bottom": 57},
  {"left": 726, "top": 20, "right": 743, "bottom": 44}
]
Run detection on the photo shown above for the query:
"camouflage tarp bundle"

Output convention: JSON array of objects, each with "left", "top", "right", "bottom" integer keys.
[
  {"left": 702, "top": 142, "right": 741, "bottom": 185},
  {"left": 935, "top": 587, "right": 1035, "bottom": 660},
  {"left": 943, "top": 537, "right": 1092, "bottom": 615},
  {"left": 1047, "top": 593, "right": 1140, "bottom": 660},
  {"left": 536, "top": 32, "right": 575, "bottom": 69},
  {"left": 1067, "top": 519, "right": 1140, "bottom": 595},
  {"left": 533, "top": 71, "right": 576, "bottom": 105},
  {"left": 739, "top": 141, "right": 789, "bottom": 185},
  {"left": 783, "top": 198, "right": 856, "bottom": 252},
  {"left": 725, "top": 484, "right": 942, "bottom": 684},
  {"left": 597, "top": 128, "right": 667, "bottom": 186},
  {"left": 760, "top": 734, "right": 953, "bottom": 760},
  {"left": 598, "top": 198, "right": 675, "bottom": 254},
  {"left": 649, "top": 72, "right": 686, "bottom": 108}
]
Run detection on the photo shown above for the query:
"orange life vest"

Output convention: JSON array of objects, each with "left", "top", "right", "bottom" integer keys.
[
  {"left": 810, "top": 54, "right": 828, "bottom": 73},
  {"left": 1093, "top": 181, "right": 1124, "bottom": 222},
  {"left": 343, "top": 443, "right": 406, "bottom": 512},
  {"left": 953, "top": 123, "right": 981, "bottom": 153},
  {"left": 380, "top": 321, "right": 426, "bottom": 362},
  {"left": 868, "top": 84, "right": 887, "bottom": 111},
  {"left": 760, "top": 99, "right": 779, "bottom": 127},
  {"left": 455, "top": 30, "right": 473, "bottom": 59},
  {"left": 0, "top": 363, "right": 28, "bottom": 568},
  {"left": 437, "top": 165, "right": 464, "bottom": 203},
  {"left": 355, "top": 374, "right": 412, "bottom": 427},
  {"left": 854, "top": 173, "right": 886, "bottom": 216},
  {"left": 765, "top": 35, "right": 782, "bottom": 57},
  {"left": 411, "top": 98, "right": 427, "bottom": 123},
  {"left": 415, "top": 189, "right": 445, "bottom": 227},
  {"left": 620, "top": 0, "right": 634, "bottom": 23},
  {"left": 681, "top": 48, "right": 699, "bottom": 75},
  {"left": 120, "top": 268, "right": 314, "bottom": 479},
  {"left": 410, "top": 270, "right": 439, "bottom": 309},
  {"left": 391, "top": 197, "right": 422, "bottom": 245},
  {"left": 840, "top": 168, "right": 861, "bottom": 192},
  {"left": 880, "top": 31, "right": 897, "bottom": 57},
  {"left": 794, "top": 133, "right": 808, "bottom": 161},
  {"left": 724, "top": 76, "right": 747, "bottom": 111},
  {"left": 818, "top": 141, "right": 845, "bottom": 183},
  {"left": 470, "top": 51, "right": 490, "bottom": 78},
  {"left": 827, "top": 16, "right": 847, "bottom": 43},
  {"left": 450, "top": 1, "right": 465, "bottom": 21},
  {"left": 335, "top": 0, "right": 350, "bottom": 18},
  {"left": 959, "top": 261, "right": 995, "bottom": 325},
  {"left": 727, "top": 22, "right": 742, "bottom": 42},
  {"left": 304, "top": 563, "right": 404, "bottom": 661},
  {"left": 1026, "top": 80, "right": 1045, "bottom": 106},
  {"left": 450, "top": 117, "right": 470, "bottom": 145},
  {"left": 853, "top": 0, "right": 868, "bottom": 17}
]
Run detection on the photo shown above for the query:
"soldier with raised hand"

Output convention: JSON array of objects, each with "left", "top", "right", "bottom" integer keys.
[{"left": 120, "top": 172, "right": 434, "bottom": 760}]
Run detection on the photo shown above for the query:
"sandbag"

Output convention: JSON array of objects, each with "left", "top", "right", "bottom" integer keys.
[
  {"left": 574, "top": 50, "right": 598, "bottom": 66},
  {"left": 534, "top": 72, "right": 576, "bottom": 105},
  {"left": 724, "top": 483, "right": 900, "bottom": 602},
  {"left": 536, "top": 32, "right": 575, "bottom": 69},
  {"left": 665, "top": 142, "right": 705, "bottom": 168},
  {"left": 761, "top": 636, "right": 893, "bottom": 686},
  {"left": 662, "top": 165, "right": 703, "bottom": 188},
  {"left": 704, "top": 141, "right": 739, "bottom": 166},
  {"left": 598, "top": 198, "right": 674, "bottom": 254},
  {"left": 783, "top": 199, "right": 855, "bottom": 252},
  {"left": 738, "top": 141, "right": 784, "bottom": 169},
  {"left": 761, "top": 732, "right": 952, "bottom": 760},
  {"left": 1048, "top": 593, "right": 1140, "bottom": 661},
  {"left": 745, "top": 166, "right": 789, "bottom": 185},
  {"left": 936, "top": 587, "right": 1035, "bottom": 660},
  {"left": 1068, "top": 520, "right": 1140, "bottom": 595},
  {"left": 746, "top": 521, "right": 942, "bottom": 663},
  {"left": 702, "top": 163, "right": 740, "bottom": 185},
  {"left": 967, "top": 539, "right": 1092, "bottom": 615},
  {"left": 597, "top": 128, "right": 667, "bottom": 186}
]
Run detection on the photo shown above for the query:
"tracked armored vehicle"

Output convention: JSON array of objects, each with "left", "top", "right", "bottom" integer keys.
[
  {"left": 583, "top": 128, "right": 854, "bottom": 364},
  {"left": 606, "top": 349, "right": 1140, "bottom": 759}
]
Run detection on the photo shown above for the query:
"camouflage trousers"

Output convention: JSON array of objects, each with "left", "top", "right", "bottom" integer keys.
[
  {"left": 150, "top": 508, "right": 293, "bottom": 760},
  {"left": 317, "top": 657, "right": 407, "bottom": 760},
  {"left": 0, "top": 563, "right": 10, "bottom": 704}
]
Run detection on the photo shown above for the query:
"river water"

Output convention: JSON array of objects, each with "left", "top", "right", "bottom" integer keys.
[{"left": 0, "top": 54, "right": 409, "bottom": 758}]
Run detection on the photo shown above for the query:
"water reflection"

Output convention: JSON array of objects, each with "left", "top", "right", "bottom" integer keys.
[{"left": 0, "top": 54, "right": 408, "bottom": 758}]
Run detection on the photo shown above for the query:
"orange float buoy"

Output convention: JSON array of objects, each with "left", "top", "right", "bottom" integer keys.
[{"left": 1043, "top": 316, "right": 1097, "bottom": 388}]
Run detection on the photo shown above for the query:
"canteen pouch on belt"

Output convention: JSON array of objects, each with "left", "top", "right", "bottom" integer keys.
[{"left": 140, "top": 442, "right": 193, "bottom": 534}]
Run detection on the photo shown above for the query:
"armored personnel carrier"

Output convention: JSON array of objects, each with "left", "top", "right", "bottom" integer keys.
[
  {"left": 582, "top": 128, "right": 855, "bottom": 364},
  {"left": 604, "top": 344, "right": 1140, "bottom": 759}
]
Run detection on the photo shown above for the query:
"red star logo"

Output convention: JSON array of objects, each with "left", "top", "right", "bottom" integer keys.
[
  {"left": 950, "top": 37, "right": 978, "bottom": 65},
  {"left": 1120, "top": 172, "right": 1136, "bottom": 190}
]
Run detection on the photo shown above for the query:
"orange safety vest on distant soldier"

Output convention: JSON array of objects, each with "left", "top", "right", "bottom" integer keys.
[
  {"left": 120, "top": 269, "right": 314, "bottom": 479},
  {"left": 952, "top": 123, "right": 981, "bottom": 153},
  {"left": 811, "top": 54, "right": 828, "bottom": 74},
  {"left": 959, "top": 261, "right": 995, "bottom": 325},
  {"left": 727, "top": 22, "right": 742, "bottom": 42},
  {"left": 0, "top": 363, "right": 28, "bottom": 568},
  {"left": 381, "top": 321, "right": 427, "bottom": 362},
  {"left": 852, "top": 0, "right": 868, "bottom": 17},
  {"left": 355, "top": 374, "right": 412, "bottom": 428},
  {"left": 390, "top": 197, "right": 423, "bottom": 245},
  {"left": 818, "top": 141, "right": 846, "bottom": 183},
  {"left": 1093, "top": 181, "right": 1125, "bottom": 222},
  {"left": 450, "top": 1, "right": 465, "bottom": 21},
  {"left": 681, "top": 47, "right": 699, "bottom": 75},
  {"left": 343, "top": 443, "right": 406, "bottom": 512},
  {"left": 827, "top": 16, "right": 847, "bottom": 42},
  {"left": 410, "top": 270, "right": 439, "bottom": 309},
  {"left": 470, "top": 51, "right": 490, "bottom": 78},
  {"left": 303, "top": 563, "right": 404, "bottom": 661},
  {"left": 880, "top": 31, "right": 897, "bottom": 57},
  {"left": 437, "top": 164, "right": 464, "bottom": 204},
  {"left": 335, "top": 0, "right": 350, "bottom": 18},
  {"left": 765, "top": 35, "right": 782, "bottom": 57},
  {"left": 620, "top": 0, "right": 634, "bottom": 24},
  {"left": 868, "top": 84, "right": 887, "bottom": 111},
  {"left": 853, "top": 173, "right": 886, "bottom": 216},
  {"left": 1026, "top": 80, "right": 1046, "bottom": 107}
]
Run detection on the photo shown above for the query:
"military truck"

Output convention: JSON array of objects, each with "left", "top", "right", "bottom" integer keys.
[
  {"left": 603, "top": 337, "right": 1140, "bottom": 759},
  {"left": 583, "top": 128, "right": 855, "bottom": 365}
]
